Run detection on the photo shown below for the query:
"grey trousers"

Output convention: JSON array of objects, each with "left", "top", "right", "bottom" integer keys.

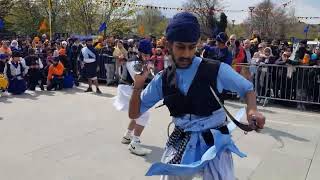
[{"left": 105, "top": 63, "right": 115, "bottom": 84}]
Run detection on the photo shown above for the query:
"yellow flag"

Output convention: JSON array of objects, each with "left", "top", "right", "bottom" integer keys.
[{"left": 138, "top": 24, "right": 145, "bottom": 36}]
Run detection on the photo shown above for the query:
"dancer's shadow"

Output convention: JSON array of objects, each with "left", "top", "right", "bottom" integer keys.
[
  {"left": 261, "top": 126, "right": 309, "bottom": 148},
  {"left": 0, "top": 117, "right": 3, "bottom": 121},
  {"left": 0, "top": 96, "right": 12, "bottom": 104},
  {"left": 141, "top": 145, "right": 165, "bottom": 164},
  {"left": 224, "top": 101, "right": 276, "bottom": 114},
  {"left": 95, "top": 92, "right": 115, "bottom": 98},
  {"left": 62, "top": 87, "right": 86, "bottom": 95}
]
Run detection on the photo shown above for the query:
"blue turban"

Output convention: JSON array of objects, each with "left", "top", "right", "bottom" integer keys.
[
  {"left": 138, "top": 39, "right": 152, "bottom": 55},
  {"left": 166, "top": 12, "right": 200, "bottom": 43},
  {"left": 216, "top": 32, "right": 228, "bottom": 43},
  {"left": 0, "top": 53, "right": 7, "bottom": 60}
]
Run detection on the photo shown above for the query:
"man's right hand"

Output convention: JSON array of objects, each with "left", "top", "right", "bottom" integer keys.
[{"left": 133, "top": 65, "right": 150, "bottom": 89}]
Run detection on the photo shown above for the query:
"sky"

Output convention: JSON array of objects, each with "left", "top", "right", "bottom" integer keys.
[{"left": 140, "top": 0, "right": 320, "bottom": 24}]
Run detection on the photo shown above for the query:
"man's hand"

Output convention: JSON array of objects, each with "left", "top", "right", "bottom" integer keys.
[
  {"left": 133, "top": 65, "right": 151, "bottom": 89},
  {"left": 247, "top": 110, "right": 265, "bottom": 130},
  {"left": 245, "top": 91, "right": 266, "bottom": 131}
]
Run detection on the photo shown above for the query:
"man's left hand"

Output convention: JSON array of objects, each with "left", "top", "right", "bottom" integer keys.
[{"left": 247, "top": 111, "right": 265, "bottom": 130}]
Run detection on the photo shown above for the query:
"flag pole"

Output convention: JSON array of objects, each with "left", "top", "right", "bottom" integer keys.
[{"left": 48, "top": 0, "right": 52, "bottom": 40}]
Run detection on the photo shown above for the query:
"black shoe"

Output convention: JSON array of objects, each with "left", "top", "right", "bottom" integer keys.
[
  {"left": 40, "top": 85, "right": 45, "bottom": 91},
  {"left": 85, "top": 87, "right": 93, "bottom": 92},
  {"left": 96, "top": 88, "right": 102, "bottom": 94}
]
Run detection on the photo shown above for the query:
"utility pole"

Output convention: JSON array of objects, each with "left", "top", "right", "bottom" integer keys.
[
  {"left": 249, "top": 6, "right": 255, "bottom": 34},
  {"left": 48, "top": 0, "right": 52, "bottom": 40},
  {"left": 232, "top": 20, "right": 235, "bottom": 33}
]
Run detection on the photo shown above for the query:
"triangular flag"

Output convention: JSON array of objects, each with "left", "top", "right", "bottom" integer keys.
[
  {"left": 0, "top": 19, "right": 4, "bottom": 30},
  {"left": 304, "top": 25, "right": 310, "bottom": 33},
  {"left": 138, "top": 24, "right": 145, "bottom": 36},
  {"left": 98, "top": 22, "right": 107, "bottom": 33},
  {"left": 39, "top": 19, "right": 48, "bottom": 32}
]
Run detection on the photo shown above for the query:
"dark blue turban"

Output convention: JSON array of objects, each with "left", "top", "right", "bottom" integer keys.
[
  {"left": 216, "top": 32, "right": 228, "bottom": 43},
  {"left": 0, "top": 53, "right": 7, "bottom": 60},
  {"left": 138, "top": 39, "right": 152, "bottom": 55},
  {"left": 166, "top": 12, "right": 200, "bottom": 43}
]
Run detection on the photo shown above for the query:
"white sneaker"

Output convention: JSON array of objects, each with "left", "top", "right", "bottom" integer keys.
[
  {"left": 121, "top": 134, "right": 132, "bottom": 144},
  {"left": 128, "top": 141, "right": 151, "bottom": 156}
]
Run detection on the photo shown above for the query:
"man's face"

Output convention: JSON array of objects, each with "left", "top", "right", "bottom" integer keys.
[
  {"left": 169, "top": 41, "right": 197, "bottom": 69},
  {"left": 140, "top": 53, "right": 151, "bottom": 61},
  {"left": 244, "top": 40, "right": 251, "bottom": 49},
  {"left": 86, "top": 41, "right": 93, "bottom": 47},
  {"left": 12, "top": 57, "right": 20, "bottom": 62},
  {"left": 216, "top": 41, "right": 225, "bottom": 48},
  {"left": 102, "top": 40, "right": 107, "bottom": 47}
]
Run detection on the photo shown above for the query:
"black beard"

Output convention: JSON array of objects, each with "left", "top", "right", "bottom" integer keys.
[{"left": 171, "top": 53, "right": 193, "bottom": 69}]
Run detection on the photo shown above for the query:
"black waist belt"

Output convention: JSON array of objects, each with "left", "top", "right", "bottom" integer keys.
[{"left": 166, "top": 125, "right": 229, "bottom": 164}]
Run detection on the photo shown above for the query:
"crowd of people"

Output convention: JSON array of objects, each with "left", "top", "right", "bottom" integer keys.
[{"left": 0, "top": 31, "right": 319, "bottom": 109}]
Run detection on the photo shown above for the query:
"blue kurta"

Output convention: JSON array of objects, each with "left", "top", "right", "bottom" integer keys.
[{"left": 139, "top": 57, "right": 253, "bottom": 178}]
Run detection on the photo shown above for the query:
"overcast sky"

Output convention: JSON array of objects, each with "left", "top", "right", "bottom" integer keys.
[{"left": 140, "top": 0, "right": 320, "bottom": 24}]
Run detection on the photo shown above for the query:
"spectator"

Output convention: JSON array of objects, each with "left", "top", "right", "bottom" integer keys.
[
  {"left": 10, "top": 40, "right": 21, "bottom": 52},
  {"left": 151, "top": 47, "right": 164, "bottom": 73},
  {"left": 203, "top": 32, "right": 232, "bottom": 65},
  {"left": 24, "top": 48, "right": 44, "bottom": 91},
  {"left": 0, "top": 40, "right": 12, "bottom": 56},
  {"left": 4, "top": 51, "right": 28, "bottom": 95},
  {"left": 80, "top": 38, "right": 102, "bottom": 93},
  {"left": 47, "top": 57, "right": 64, "bottom": 91},
  {"left": 271, "top": 40, "right": 280, "bottom": 60},
  {"left": 113, "top": 40, "right": 128, "bottom": 83},
  {"left": 227, "top": 34, "right": 237, "bottom": 58},
  {"left": 232, "top": 40, "right": 245, "bottom": 73}
]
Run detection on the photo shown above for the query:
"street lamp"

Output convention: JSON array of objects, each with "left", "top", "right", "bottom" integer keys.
[{"left": 249, "top": 6, "right": 255, "bottom": 34}]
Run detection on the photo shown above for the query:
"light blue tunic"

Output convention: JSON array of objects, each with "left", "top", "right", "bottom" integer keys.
[{"left": 139, "top": 57, "right": 253, "bottom": 178}]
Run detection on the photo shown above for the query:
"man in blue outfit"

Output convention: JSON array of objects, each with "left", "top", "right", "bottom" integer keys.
[
  {"left": 129, "top": 12, "right": 265, "bottom": 180},
  {"left": 203, "top": 32, "right": 233, "bottom": 66}
]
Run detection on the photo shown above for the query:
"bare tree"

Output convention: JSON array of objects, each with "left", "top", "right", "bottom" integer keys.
[
  {"left": 0, "top": 0, "right": 14, "bottom": 19},
  {"left": 248, "top": 0, "right": 292, "bottom": 39},
  {"left": 183, "top": 0, "right": 222, "bottom": 37}
]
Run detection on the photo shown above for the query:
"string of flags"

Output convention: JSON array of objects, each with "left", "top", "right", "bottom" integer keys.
[
  {"left": 297, "top": 17, "right": 320, "bottom": 19},
  {"left": 95, "top": 0, "right": 295, "bottom": 13}
]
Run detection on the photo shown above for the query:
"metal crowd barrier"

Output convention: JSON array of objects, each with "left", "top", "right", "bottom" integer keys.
[
  {"left": 234, "top": 63, "right": 320, "bottom": 106},
  {"left": 97, "top": 54, "right": 116, "bottom": 81}
]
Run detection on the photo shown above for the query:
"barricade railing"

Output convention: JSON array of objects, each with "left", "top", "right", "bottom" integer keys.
[
  {"left": 234, "top": 63, "right": 320, "bottom": 106},
  {"left": 97, "top": 54, "right": 116, "bottom": 81}
]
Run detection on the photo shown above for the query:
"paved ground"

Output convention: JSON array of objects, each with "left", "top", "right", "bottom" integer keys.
[{"left": 1, "top": 85, "right": 320, "bottom": 180}]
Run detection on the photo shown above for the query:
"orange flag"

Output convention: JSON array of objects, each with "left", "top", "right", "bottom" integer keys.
[
  {"left": 138, "top": 24, "right": 145, "bottom": 36},
  {"left": 39, "top": 20, "right": 48, "bottom": 32}
]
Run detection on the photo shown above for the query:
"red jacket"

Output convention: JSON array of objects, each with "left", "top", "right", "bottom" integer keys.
[{"left": 232, "top": 46, "right": 245, "bottom": 73}]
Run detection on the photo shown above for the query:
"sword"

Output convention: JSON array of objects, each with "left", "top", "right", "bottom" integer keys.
[{"left": 209, "top": 87, "right": 260, "bottom": 133}]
